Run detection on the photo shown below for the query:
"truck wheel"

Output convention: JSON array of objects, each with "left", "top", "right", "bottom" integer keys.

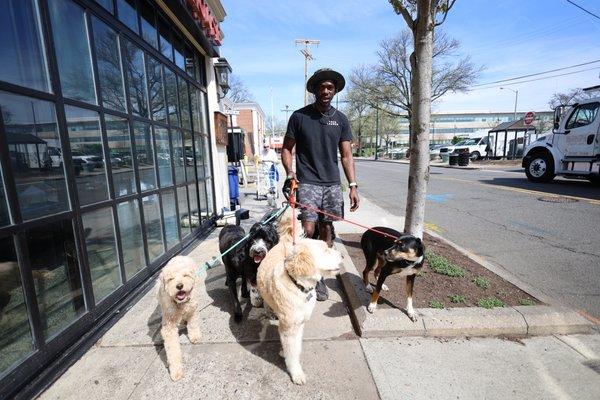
[
  {"left": 470, "top": 151, "right": 480, "bottom": 161},
  {"left": 525, "top": 153, "right": 555, "bottom": 182}
]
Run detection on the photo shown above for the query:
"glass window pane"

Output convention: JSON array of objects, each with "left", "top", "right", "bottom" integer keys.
[
  {"left": 106, "top": 114, "right": 135, "bottom": 197},
  {"left": 65, "top": 106, "right": 109, "bottom": 206},
  {"left": 1, "top": 91, "right": 69, "bottom": 220},
  {"left": 194, "top": 133, "right": 204, "bottom": 180},
  {"left": 134, "top": 121, "right": 156, "bottom": 191},
  {"left": 190, "top": 88, "right": 200, "bottom": 133},
  {"left": 200, "top": 92, "right": 208, "bottom": 133},
  {"left": 155, "top": 127, "right": 173, "bottom": 187},
  {"left": 117, "top": 0, "right": 138, "bottom": 33},
  {"left": 27, "top": 220, "right": 84, "bottom": 340},
  {"left": 92, "top": 17, "right": 127, "bottom": 112},
  {"left": 48, "top": 0, "right": 96, "bottom": 104},
  {"left": 147, "top": 57, "right": 166, "bottom": 123},
  {"left": 0, "top": 236, "right": 34, "bottom": 375},
  {"left": 173, "top": 38, "right": 185, "bottom": 71},
  {"left": 205, "top": 178, "right": 214, "bottom": 215},
  {"left": 196, "top": 54, "right": 206, "bottom": 86},
  {"left": 164, "top": 68, "right": 179, "bottom": 126},
  {"left": 176, "top": 186, "right": 190, "bottom": 234},
  {"left": 82, "top": 207, "right": 121, "bottom": 303},
  {"left": 142, "top": 194, "right": 164, "bottom": 262},
  {"left": 172, "top": 130, "right": 185, "bottom": 183},
  {"left": 203, "top": 135, "right": 211, "bottom": 178},
  {"left": 139, "top": 0, "right": 158, "bottom": 49},
  {"left": 158, "top": 18, "right": 173, "bottom": 61},
  {"left": 0, "top": 0, "right": 50, "bottom": 92},
  {"left": 187, "top": 183, "right": 199, "bottom": 228},
  {"left": 94, "top": 0, "right": 113, "bottom": 12},
  {"left": 184, "top": 46, "right": 195, "bottom": 78},
  {"left": 178, "top": 79, "right": 191, "bottom": 130},
  {"left": 123, "top": 40, "right": 148, "bottom": 118},
  {"left": 183, "top": 131, "right": 194, "bottom": 182},
  {"left": 198, "top": 181, "right": 208, "bottom": 220},
  {"left": 117, "top": 199, "right": 145, "bottom": 279},
  {"left": 161, "top": 189, "right": 179, "bottom": 248},
  {"left": 1, "top": 171, "right": 10, "bottom": 227}
]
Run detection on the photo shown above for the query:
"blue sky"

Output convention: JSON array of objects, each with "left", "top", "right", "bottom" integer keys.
[{"left": 220, "top": 0, "right": 600, "bottom": 121}]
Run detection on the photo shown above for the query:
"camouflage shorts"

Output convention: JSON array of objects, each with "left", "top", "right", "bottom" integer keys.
[{"left": 296, "top": 183, "right": 343, "bottom": 222}]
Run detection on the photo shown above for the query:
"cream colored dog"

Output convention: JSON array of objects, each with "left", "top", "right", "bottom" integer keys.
[
  {"left": 158, "top": 255, "right": 201, "bottom": 381},
  {"left": 257, "top": 210, "right": 343, "bottom": 385}
]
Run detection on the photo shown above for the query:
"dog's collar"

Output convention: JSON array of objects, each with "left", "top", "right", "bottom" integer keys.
[{"left": 287, "top": 271, "right": 314, "bottom": 294}]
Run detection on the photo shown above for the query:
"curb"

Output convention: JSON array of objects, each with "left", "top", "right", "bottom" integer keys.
[
  {"left": 355, "top": 157, "right": 480, "bottom": 170},
  {"left": 334, "top": 238, "right": 595, "bottom": 338}
]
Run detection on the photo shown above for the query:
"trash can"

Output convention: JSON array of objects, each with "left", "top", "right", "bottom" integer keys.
[
  {"left": 228, "top": 166, "right": 239, "bottom": 210},
  {"left": 449, "top": 154, "right": 459, "bottom": 166},
  {"left": 458, "top": 152, "right": 470, "bottom": 166}
]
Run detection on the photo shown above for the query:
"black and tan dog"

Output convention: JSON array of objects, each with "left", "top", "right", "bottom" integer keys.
[{"left": 360, "top": 227, "right": 424, "bottom": 321}]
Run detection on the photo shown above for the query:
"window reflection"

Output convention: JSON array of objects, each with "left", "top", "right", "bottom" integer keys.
[
  {"left": 183, "top": 131, "right": 195, "bottom": 182},
  {"left": 94, "top": 0, "right": 113, "bottom": 13},
  {"left": 190, "top": 88, "right": 200, "bottom": 133},
  {"left": 142, "top": 194, "right": 164, "bottom": 262},
  {"left": 187, "top": 183, "right": 199, "bottom": 228},
  {"left": 48, "top": 0, "right": 96, "bottom": 104},
  {"left": 177, "top": 186, "right": 190, "bottom": 234},
  {"left": 117, "top": 199, "right": 145, "bottom": 279},
  {"left": 1, "top": 91, "right": 69, "bottom": 221},
  {"left": 161, "top": 189, "right": 179, "bottom": 249},
  {"left": 133, "top": 121, "right": 156, "bottom": 191},
  {"left": 158, "top": 17, "right": 173, "bottom": 61},
  {"left": 82, "top": 208, "right": 121, "bottom": 303},
  {"left": 92, "top": 17, "right": 127, "bottom": 112},
  {"left": 194, "top": 133, "right": 205, "bottom": 180},
  {"left": 155, "top": 127, "right": 173, "bottom": 187},
  {"left": 1, "top": 171, "right": 11, "bottom": 227},
  {"left": 147, "top": 57, "right": 166, "bottom": 123},
  {"left": 173, "top": 37, "right": 185, "bottom": 71},
  {"left": 164, "top": 68, "right": 179, "bottom": 127},
  {"left": 27, "top": 220, "right": 84, "bottom": 340},
  {"left": 205, "top": 178, "right": 214, "bottom": 215},
  {"left": 203, "top": 135, "right": 211, "bottom": 178},
  {"left": 200, "top": 92, "right": 208, "bottom": 134},
  {"left": 172, "top": 130, "right": 185, "bottom": 183},
  {"left": 0, "top": 0, "right": 50, "bottom": 92},
  {"left": 139, "top": 0, "right": 158, "bottom": 49},
  {"left": 117, "top": 0, "right": 138, "bottom": 33},
  {"left": 198, "top": 181, "right": 208, "bottom": 220},
  {"left": 178, "top": 79, "right": 191, "bottom": 130},
  {"left": 65, "top": 106, "right": 109, "bottom": 206},
  {"left": 0, "top": 236, "right": 34, "bottom": 375},
  {"left": 106, "top": 114, "right": 135, "bottom": 197},
  {"left": 123, "top": 40, "right": 148, "bottom": 118}
]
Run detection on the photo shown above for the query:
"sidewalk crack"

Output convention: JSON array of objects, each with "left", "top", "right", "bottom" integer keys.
[
  {"left": 512, "top": 306, "right": 530, "bottom": 335},
  {"left": 126, "top": 350, "right": 160, "bottom": 400}
]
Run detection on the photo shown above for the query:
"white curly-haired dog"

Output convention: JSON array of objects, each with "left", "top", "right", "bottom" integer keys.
[
  {"left": 257, "top": 209, "right": 343, "bottom": 385},
  {"left": 158, "top": 255, "right": 201, "bottom": 381}
]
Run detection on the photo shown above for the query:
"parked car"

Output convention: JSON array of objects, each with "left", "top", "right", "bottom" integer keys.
[
  {"left": 429, "top": 144, "right": 449, "bottom": 160},
  {"left": 439, "top": 137, "right": 491, "bottom": 160},
  {"left": 387, "top": 147, "right": 409, "bottom": 159},
  {"left": 71, "top": 151, "right": 103, "bottom": 172}
]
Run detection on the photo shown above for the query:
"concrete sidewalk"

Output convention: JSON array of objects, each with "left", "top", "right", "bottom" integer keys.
[{"left": 37, "top": 183, "right": 600, "bottom": 399}]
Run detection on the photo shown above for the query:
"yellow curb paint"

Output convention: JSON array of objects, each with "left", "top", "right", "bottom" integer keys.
[{"left": 425, "top": 222, "right": 443, "bottom": 233}]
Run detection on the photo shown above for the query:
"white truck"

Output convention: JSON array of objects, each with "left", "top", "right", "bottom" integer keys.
[{"left": 522, "top": 96, "right": 600, "bottom": 183}]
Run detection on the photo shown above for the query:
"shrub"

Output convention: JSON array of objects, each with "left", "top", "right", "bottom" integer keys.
[
  {"left": 473, "top": 276, "right": 490, "bottom": 289},
  {"left": 449, "top": 294, "right": 467, "bottom": 304},
  {"left": 476, "top": 297, "right": 504, "bottom": 309},
  {"left": 519, "top": 298, "right": 535, "bottom": 306},
  {"left": 429, "top": 300, "right": 444, "bottom": 309},
  {"left": 426, "top": 251, "right": 465, "bottom": 277}
]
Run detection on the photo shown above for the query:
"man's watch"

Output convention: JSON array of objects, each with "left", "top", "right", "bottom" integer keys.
[{"left": 349, "top": 182, "right": 358, "bottom": 189}]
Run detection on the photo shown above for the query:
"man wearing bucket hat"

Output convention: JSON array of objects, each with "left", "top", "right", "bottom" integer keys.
[{"left": 282, "top": 68, "right": 359, "bottom": 301}]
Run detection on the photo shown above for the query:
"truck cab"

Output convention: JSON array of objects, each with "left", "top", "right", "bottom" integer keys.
[{"left": 522, "top": 97, "right": 600, "bottom": 183}]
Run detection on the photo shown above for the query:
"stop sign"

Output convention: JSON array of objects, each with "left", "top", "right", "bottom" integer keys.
[{"left": 524, "top": 111, "right": 535, "bottom": 125}]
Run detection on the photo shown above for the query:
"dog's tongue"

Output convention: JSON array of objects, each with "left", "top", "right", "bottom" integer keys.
[
  {"left": 176, "top": 291, "right": 187, "bottom": 301},
  {"left": 253, "top": 255, "right": 264, "bottom": 264}
]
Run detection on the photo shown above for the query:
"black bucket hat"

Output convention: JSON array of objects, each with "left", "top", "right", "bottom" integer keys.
[{"left": 306, "top": 68, "right": 345, "bottom": 94}]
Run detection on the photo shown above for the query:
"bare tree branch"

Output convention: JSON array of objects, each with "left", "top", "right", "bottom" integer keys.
[{"left": 227, "top": 75, "right": 254, "bottom": 103}]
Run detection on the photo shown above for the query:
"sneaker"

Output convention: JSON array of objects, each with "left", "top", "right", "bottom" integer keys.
[{"left": 315, "top": 278, "right": 329, "bottom": 301}]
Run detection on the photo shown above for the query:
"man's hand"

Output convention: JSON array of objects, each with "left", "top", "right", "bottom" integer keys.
[
  {"left": 283, "top": 177, "right": 298, "bottom": 200},
  {"left": 349, "top": 187, "right": 359, "bottom": 211}
]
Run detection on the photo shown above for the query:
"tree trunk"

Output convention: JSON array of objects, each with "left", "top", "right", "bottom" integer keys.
[{"left": 404, "top": 0, "right": 433, "bottom": 238}]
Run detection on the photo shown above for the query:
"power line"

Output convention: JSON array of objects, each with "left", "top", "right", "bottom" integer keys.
[
  {"left": 566, "top": 0, "right": 600, "bottom": 20},
  {"left": 471, "top": 59, "right": 600, "bottom": 87},
  {"left": 469, "top": 66, "right": 600, "bottom": 91}
]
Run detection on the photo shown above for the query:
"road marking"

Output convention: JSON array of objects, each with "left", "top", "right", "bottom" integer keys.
[
  {"left": 425, "top": 222, "right": 444, "bottom": 233},
  {"left": 435, "top": 176, "right": 600, "bottom": 206}
]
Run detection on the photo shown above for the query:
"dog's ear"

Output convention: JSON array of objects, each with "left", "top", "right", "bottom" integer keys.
[{"left": 285, "top": 244, "right": 315, "bottom": 277}]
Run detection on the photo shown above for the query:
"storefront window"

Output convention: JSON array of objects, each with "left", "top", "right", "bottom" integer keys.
[
  {"left": 147, "top": 57, "right": 166, "bottom": 123},
  {"left": 164, "top": 68, "right": 179, "bottom": 127},
  {"left": 82, "top": 207, "right": 121, "bottom": 303},
  {"left": 142, "top": 194, "right": 164, "bottom": 262},
  {"left": 94, "top": 0, "right": 113, "bottom": 13},
  {"left": 205, "top": 178, "right": 214, "bottom": 215},
  {"left": 134, "top": 121, "right": 156, "bottom": 191},
  {"left": 48, "top": 0, "right": 96, "bottom": 104},
  {"left": 0, "top": 91, "right": 69, "bottom": 221},
  {"left": 200, "top": 92, "right": 208, "bottom": 133},
  {"left": 117, "top": 0, "right": 138, "bottom": 33},
  {"left": 155, "top": 127, "right": 173, "bottom": 187},
  {"left": 178, "top": 79, "right": 191, "bottom": 130},
  {"left": 194, "top": 133, "right": 204, "bottom": 180},
  {"left": 139, "top": 0, "right": 158, "bottom": 49},
  {"left": 203, "top": 135, "right": 212, "bottom": 178},
  {"left": 183, "top": 131, "right": 194, "bottom": 182},
  {"left": 176, "top": 185, "right": 190, "bottom": 234},
  {"left": 173, "top": 37, "right": 185, "bottom": 71},
  {"left": 161, "top": 189, "right": 179, "bottom": 249},
  {"left": 198, "top": 182, "right": 208, "bottom": 220},
  {"left": 0, "top": 0, "right": 50, "bottom": 92},
  {"left": 1, "top": 172, "right": 11, "bottom": 227},
  {"left": 27, "top": 219, "right": 85, "bottom": 340},
  {"left": 187, "top": 183, "right": 199, "bottom": 228},
  {"left": 0, "top": 236, "right": 34, "bottom": 375},
  {"left": 117, "top": 199, "right": 145, "bottom": 279},
  {"left": 92, "top": 17, "right": 127, "bottom": 113},
  {"left": 172, "top": 130, "right": 185, "bottom": 183},
  {"left": 123, "top": 40, "right": 148, "bottom": 118},
  {"left": 65, "top": 105, "right": 109, "bottom": 206},
  {"left": 106, "top": 114, "right": 135, "bottom": 197},
  {"left": 158, "top": 17, "right": 173, "bottom": 61},
  {"left": 190, "top": 88, "right": 200, "bottom": 133}
]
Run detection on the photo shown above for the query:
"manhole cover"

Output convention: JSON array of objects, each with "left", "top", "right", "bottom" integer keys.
[{"left": 537, "top": 196, "right": 578, "bottom": 203}]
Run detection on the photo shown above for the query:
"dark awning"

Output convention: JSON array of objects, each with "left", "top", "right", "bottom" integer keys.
[
  {"left": 6, "top": 133, "right": 47, "bottom": 145},
  {"left": 488, "top": 119, "right": 536, "bottom": 133}
]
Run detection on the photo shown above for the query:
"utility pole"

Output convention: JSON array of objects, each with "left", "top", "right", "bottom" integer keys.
[
  {"left": 281, "top": 105, "right": 292, "bottom": 122},
  {"left": 375, "top": 107, "right": 379, "bottom": 160},
  {"left": 295, "top": 39, "right": 320, "bottom": 106}
]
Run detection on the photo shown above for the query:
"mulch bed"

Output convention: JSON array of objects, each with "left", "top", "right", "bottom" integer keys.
[{"left": 340, "top": 233, "right": 539, "bottom": 310}]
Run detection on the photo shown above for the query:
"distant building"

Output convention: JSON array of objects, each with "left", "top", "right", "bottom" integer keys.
[{"left": 230, "top": 102, "right": 266, "bottom": 157}]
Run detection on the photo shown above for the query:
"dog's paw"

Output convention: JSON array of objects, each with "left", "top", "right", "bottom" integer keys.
[
  {"left": 290, "top": 369, "right": 307, "bottom": 385},
  {"left": 169, "top": 366, "right": 184, "bottom": 382},
  {"left": 367, "top": 302, "right": 377, "bottom": 313},
  {"left": 364, "top": 283, "right": 374, "bottom": 294},
  {"left": 188, "top": 331, "right": 202, "bottom": 344},
  {"left": 381, "top": 283, "right": 389, "bottom": 291},
  {"left": 407, "top": 311, "right": 418, "bottom": 322}
]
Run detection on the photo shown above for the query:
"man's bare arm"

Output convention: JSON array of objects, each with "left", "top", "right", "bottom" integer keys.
[
  {"left": 282, "top": 136, "right": 296, "bottom": 178},
  {"left": 339, "top": 140, "right": 359, "bottom": 211}
]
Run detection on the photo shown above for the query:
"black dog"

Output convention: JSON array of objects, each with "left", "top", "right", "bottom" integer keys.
[
  {"left": 219, "top": 212, "right": 279, "bottom": 322},
  {"left": 360, "top": 227, "right": 424, "bottom": 321}
]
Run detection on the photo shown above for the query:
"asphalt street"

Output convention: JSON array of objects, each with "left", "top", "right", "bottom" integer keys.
[{"left": 354, "top": 159, "right": 600, "bottom": 318}]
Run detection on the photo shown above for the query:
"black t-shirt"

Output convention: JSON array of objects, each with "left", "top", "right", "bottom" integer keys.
[{"left": 285, "top": 105, "right": 352, "bottom": 185}]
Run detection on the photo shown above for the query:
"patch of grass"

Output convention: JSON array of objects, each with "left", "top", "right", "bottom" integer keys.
[
  {"left": 449, "top": 294, "right": 467, "bottom": 304},
  {"left": 519, "top": 298, "right": 535, "bottom": 306},
  {"left": 472, "top": 276, "right": 490, "bottom": 289},
  {"left": 425, "top": 251, "right": 465, "bottom": 277},
  {"left": 429, "top": 300, "right": 445, "bottom": 309},
  {"left": 476, "top": 297, "right": 505, "bottom": 309}
]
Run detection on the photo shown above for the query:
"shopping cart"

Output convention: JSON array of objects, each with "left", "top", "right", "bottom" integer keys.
[{"left": 256, "top": 161, "right": 279, "bottom": 206}]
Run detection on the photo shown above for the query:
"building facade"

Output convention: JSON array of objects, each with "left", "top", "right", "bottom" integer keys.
[
  {"left": 233, "top": 102, "right": 266, "bottom": 157},
  {"left": 0, "top": 0, "right": 228, "bottom": 396}
]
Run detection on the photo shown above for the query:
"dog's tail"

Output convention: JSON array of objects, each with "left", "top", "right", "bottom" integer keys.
[{"left": 278, "top": 208, "right": 304, "bottom": 243}]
